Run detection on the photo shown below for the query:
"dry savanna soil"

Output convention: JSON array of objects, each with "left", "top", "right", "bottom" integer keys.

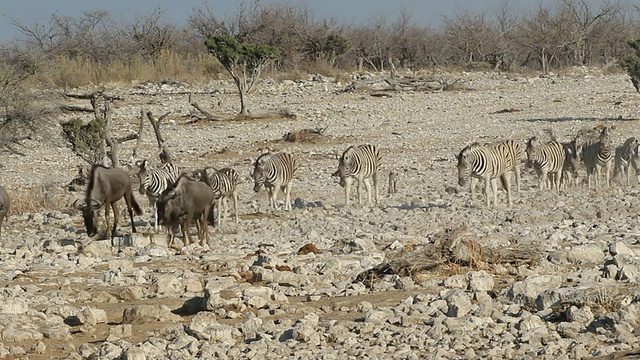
[{"left": 1, "top": 69, "right": 640, "bottom": 359}]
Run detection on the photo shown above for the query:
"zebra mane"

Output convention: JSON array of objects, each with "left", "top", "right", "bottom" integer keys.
[
  {"left": 623, "top": 137, "right": 638, "bottom": 147},
  {"left": 458, "top": 142, "right": 482, "bottom": 158}
]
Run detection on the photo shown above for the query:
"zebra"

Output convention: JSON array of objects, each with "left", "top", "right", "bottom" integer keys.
[
  {"left": 252, "top": 152, "right": 297, "bottom": 211},
  {"left": 332, "top": 144, "right": 382, "bottom": 206},
  {"left": 614, "top": 137, "right": 639, "bottom": 186},
  {"left": 482, "top": 139, "right": 523, "bottom": 193},
  {"left": 525, "top": 137, "right": 565, "bottom": 191},
  {"left": 581, "top": 126, "right": 614, "bottom": 188},
  {"left": 195, "top": 167, "right": 240, "bottom": 226},
  {"left": 135, "top": 160, "right": 181, "bottom": 231},
  {"left": 561, "top": 140, "right": 580, "bottom": 190},
  {"left": 457, "top": 141, "right": 519, "bottom": 208}
]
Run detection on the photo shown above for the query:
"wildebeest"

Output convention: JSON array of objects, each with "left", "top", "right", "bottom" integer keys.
[
  {"left": 156, "top": 174, "right": 215, "bottom": 247},
  {"left": 192, "top": 167, "right": 240, "bottom": 227},
  {"left": 0, "top": 185, "right": 10, "bottom": 237},
  {"left": 74, "top": 165, "right": 142, "bottom": 238}
]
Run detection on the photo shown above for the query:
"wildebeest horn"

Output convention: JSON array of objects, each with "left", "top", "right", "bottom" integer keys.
[
  {"left": 88, "top": 199, "right": 102, "bottom": 210},
  {"left": 73, "top": 199, "right": 86, "bottom": 210},
  {"left": 165, "top": 190, "right": 178, "bottom": 199}
]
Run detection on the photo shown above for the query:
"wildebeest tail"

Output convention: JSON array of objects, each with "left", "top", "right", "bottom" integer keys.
[{"left": 131, "top": 196, "right": 143, "bottom": 215}]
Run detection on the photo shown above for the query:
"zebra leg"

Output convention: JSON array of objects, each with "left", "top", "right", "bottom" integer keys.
[
  {"left": 514, "top": 166, "right": 521, "bottom": 193},
  {"left": 222, "top": 196, "right": 228, "bottom": 223},
  {"left": 216, "top": 197, "right": 223, "bottom": 227},
  {"left": 623, "top": 165, "right": 628, "bottom": 186},
  {"left": 373, "top": 172, "right": 379, "bottom": 206},
  {"left": 470, "top": 177, "right": 479, "bottom": 202},
  {"left": 232, "top": 192, "right": 239, "bottom": 223},
  {"left": 267, "top": 186, "right": 278, "bottom": 210},
  {"left": 284, "top": 183, "right": 292, "bottom": 211},
  {"left": 363, "top": 178, "right": 373, "bottom": 206},
  {"left": 357, "top": 177, "right": 364, "bottom": 205},
  {"left": 501, "top": 174, "right": 512, "bottom": 207},
  {"left": 153, "top": 200, "right": 159, "bottom": 232},
  {"left": 605, "top": 162, "right": 612, "bottom": 188},
  {"left": 484, "top": 177, "right": 492, "bottom": 208},
  {"left": 344, "top": 177, "right": 353, "bottom": 206}
]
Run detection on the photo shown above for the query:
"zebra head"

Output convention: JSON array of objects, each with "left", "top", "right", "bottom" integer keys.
[
  {"left": 252, "top": 154, "right": 268, "bottom": 192},
  {"left": 134, "top": 159, "right": 151, "bottom": 195},
  {"left": 563, "top": 140, "right": 579, "bottom": 174},
  {"left": 456, "top": 144, "right": 476, "bottom": 186},
  {"left": 599, "top": 126, "right": 612, "bottom": 143},
  {"left": 525, "top": 137, "right": 541, "bottom": 168},
  {"left": 334, "top": 146, "right": 358, "bottom": 188},
  {"left": 633, "top": 144, "right": 640, "bottom": 179}
]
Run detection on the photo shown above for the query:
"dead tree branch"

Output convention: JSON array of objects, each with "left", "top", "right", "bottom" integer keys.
[
  {"left": 145, "top": 111, "right": 173, "bottom": 164},
  {"left": 60, "top": 105, "right": 95, "bottom": 113},
  {"left": 132, "top": 109, "right": 145, "bottom": 158}
]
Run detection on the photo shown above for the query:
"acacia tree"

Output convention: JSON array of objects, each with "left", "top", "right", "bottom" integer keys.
[
  {"left": 622, "top": 38, "right": 640, "bottom": 92},
  {"left": 205, "top": 35, "right": 280, "bottom": 115}
]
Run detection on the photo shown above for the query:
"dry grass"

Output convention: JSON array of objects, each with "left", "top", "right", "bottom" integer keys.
[
  {"left": 10, "top": 184, "right": 68, "bottom": 215},
  {"left": 34, "top": 51, "right": 225, "bottom": 88},
  {"left": 30, "top": 51, "right": 353, "bottom": 89}
]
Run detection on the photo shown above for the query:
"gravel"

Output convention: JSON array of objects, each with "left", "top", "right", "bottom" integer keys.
[{"left": 0, "top": 68, "right": 640, "bottom": 359}]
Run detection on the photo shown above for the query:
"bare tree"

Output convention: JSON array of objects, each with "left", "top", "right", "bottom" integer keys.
[
  {"left": 515, "top": 3, "right": 565, "bottom": 74},
  {"left": 131, "top": 7, "right": 178, "bottom": 58},
  {"left": 388, "top": 8, "right": 428, "bottom": 73},
  {"left": 348, "top": 15, "right": 393, "bottom": 72},
  {"left": 443, "top": 7, "right": 494, "bottom": 65},
  {"left": 487, "top": 0, "right": 520, "bottom": 71},
  {"left": 558, "top": 0, "right": 620, "bottom": 66}
]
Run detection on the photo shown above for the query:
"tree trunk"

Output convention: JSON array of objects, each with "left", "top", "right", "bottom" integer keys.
[
  {"left": 239, "top": 89, "right": 247, "bottom": 115},
  {"left": 541, "top": 49, "right": 548, "bottom": 75}
]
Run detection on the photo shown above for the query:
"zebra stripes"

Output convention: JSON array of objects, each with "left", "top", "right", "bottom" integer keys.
[
  {"left": 135, "top": 160, "right": 181, "bottom": 231},
  {"left": 333, "top": 144, "right": 382, "bottom": 206},
  {"left": 252, "top": 152, "right": 297, "bottom": 211},
  {"left": 457, "top": 140, "right": 521, "bottom": 208},
  {"left": 199, "top": 167, "right": 240, "bottom": 226},
  {"left": 526, "top": 137, "right": 565, "bottom": 191},
  {"left": 561, "top": 140, "right": 579, "bottom": 189},
  {"left": 614, "top": 137, "right": 639, "bottom": 186},
  {"left": 581, "top": 126, "right": 614, "bottom": 188}
]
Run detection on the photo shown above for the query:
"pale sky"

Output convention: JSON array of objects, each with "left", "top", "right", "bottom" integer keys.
[{"left": 0, "top": 0, "right": 553, "bottom": 43}]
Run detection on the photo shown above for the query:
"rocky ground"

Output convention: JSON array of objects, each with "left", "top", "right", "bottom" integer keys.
[{"left": 1, "top": 68, "right": 640, "bottom": 359}]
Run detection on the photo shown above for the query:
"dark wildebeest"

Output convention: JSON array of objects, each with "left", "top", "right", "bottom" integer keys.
[
  {"left": 74, "top": 165, "right": 142, "bottom": 238},
  {"left": 0, "top": 185, "right": 10, "bottom": 237},
  {"left": 157, "top": 175, "right": 215, "bottom": 247}
]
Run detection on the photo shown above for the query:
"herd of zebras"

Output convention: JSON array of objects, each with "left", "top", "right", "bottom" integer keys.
[
  {"left": 77, "top": 124, "right": 638, "bottom": 243},
  {"left": 127, "top": 144, "right": 382, "bottom": 242},
  {"left": 457, "top": 125, "right": 640, "bottom": 208}
]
